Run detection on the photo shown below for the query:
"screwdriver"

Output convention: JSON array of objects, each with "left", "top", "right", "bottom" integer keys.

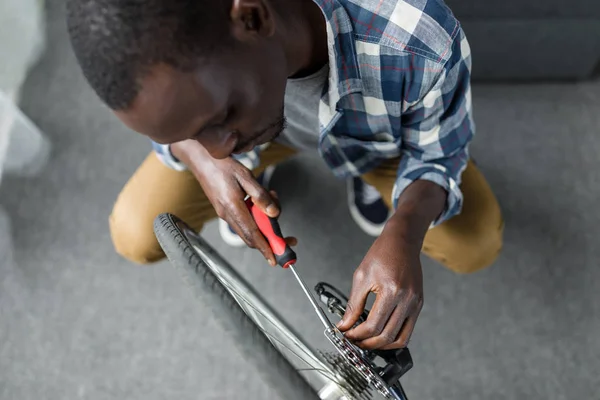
[{"left": 246, "top": 199, "right": 335, "bottom": 331}]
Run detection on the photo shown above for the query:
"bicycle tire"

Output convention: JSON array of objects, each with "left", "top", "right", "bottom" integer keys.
[{"left": 153, "top": 213, "right": 321, "bottom": 400}]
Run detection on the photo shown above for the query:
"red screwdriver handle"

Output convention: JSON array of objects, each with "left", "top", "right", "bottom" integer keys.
[{"left": 246, "top": 198, "right": 297, "bottom": 269}]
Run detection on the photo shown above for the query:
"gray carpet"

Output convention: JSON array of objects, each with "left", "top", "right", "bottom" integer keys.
[{"left": 1, "top": 1, "right": 599, "bottom": 399}]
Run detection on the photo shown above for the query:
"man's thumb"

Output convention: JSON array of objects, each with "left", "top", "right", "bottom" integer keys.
[{"left": 336, "top": 301, "right": 361, "bottom": 331}]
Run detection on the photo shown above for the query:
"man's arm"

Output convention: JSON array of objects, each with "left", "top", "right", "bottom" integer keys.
[
  {"left": 150, "top": 139, "right": 288, "bottom": 265},
  {"left": 338, "top": 28, "right": 474, "bottom": 350},
  {"left": 387, "top": 25, "right": 474, "bottom": 249},
  {"left": 388, "top": 180, "right": 446, "bottom": 247},
  {"left": 392, "top": 27, "right": 473, "bottom": 226},
  {"left": 150, "top": 140, "right": 265, "bottom": 172}
]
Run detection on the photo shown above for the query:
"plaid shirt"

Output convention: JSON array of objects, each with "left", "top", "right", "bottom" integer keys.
[{"left": 153, "top": 0, "right": 474, "bottom": 226}]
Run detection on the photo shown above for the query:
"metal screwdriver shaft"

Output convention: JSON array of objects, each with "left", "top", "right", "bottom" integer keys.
[
  {"left": 246, "top": 199, "right": 335, "bottom": 330},
  {"left": 288, "top": 264, "right": 335, "bottom": 330}
]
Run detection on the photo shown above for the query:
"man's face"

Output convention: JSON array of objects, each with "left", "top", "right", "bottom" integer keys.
[{"left": 115, "top": 43, "right": 288, "bottom": 159}]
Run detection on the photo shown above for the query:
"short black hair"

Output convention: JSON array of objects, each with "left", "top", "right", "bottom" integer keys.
[{"left": 66, "top": 0, "right": 232, "bottom": 110}]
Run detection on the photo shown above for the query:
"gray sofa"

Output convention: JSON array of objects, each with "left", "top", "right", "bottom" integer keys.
[{"left": 445, "top": 0, "right": 600, "bottom": 81}]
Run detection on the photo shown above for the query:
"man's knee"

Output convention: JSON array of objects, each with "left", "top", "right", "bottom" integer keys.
[
  {"left": 446, "top": 222, "right": 504, "bottom": 274},
  {"left": 109, "top": 197, "right": 165, "bottom": 265},
  {"left": 425, "top": 220, "right": 504, "bottom": 274}
]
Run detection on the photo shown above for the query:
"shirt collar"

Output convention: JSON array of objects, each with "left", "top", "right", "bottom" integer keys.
[{"left": 312, "top": 0, "right": 363, "bottom": 113}]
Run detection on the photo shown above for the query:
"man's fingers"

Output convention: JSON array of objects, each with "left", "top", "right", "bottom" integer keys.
[
  {"left": 343, "top": 290, "right": 402, "bottom": 342},
  {"left": 240, "top": 175, "right": 279, "bottom": 217},
  {"left": 269, "top": 191, "right": 296, "bottom": 247},
  {"left": 336, "top": 275, "right": 369, "bottom": 331},
  {"left": 379, "top": 316, "right": 417, "bottom": 350},
  {"left": 354, "top": 304, "right": 406, "bottom": 350},
  {"left": 228, "top": 201, "right": 276, "bottom": 266},
  {"left": 233, "top": 172, "right": 278, "bottom": 264}
]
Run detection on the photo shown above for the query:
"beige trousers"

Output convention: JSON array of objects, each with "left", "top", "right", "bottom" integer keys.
[{"left": 109, "top": 143, "right": 503, "bottom": 273}]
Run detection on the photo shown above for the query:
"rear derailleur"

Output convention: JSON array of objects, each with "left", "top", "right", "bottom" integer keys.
[{"left": 314, "top": 282, "right": 414, "bottom": 389}]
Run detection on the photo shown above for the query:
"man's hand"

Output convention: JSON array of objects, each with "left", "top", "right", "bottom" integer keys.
[
  {"left": 336, "top": 222, "right": 423, "bottom": 350},
  {"left": 337, "top": 180, "right": 447, "bottom": 350},
  {"left": 171, "top": 140, "right": 296, "bottom": 265}
]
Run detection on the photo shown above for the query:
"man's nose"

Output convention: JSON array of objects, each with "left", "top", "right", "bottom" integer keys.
[{"left": 196, "top": 128, "right": 237, "bottom": 159}]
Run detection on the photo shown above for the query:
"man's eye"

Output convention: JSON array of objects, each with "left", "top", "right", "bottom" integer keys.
[
  {"left": 194, "top": 107, "right": 235, "bottom": 139},
  {"left": 194, "top": 124, "right": 218, "bottom": 139},
  {"left": 224, "top": 106, "right": 236, "bottom": 124}
]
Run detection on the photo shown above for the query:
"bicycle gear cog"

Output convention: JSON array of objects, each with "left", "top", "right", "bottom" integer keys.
[
  {"left": 319, "top": 350, "right": 372, "bottom": 400},
  {"left": 324, "top": 327, "right": 395, "bottom": 399}
]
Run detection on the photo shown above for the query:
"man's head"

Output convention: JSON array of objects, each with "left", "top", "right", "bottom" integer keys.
[{"left": 67, "top": 0, "right": 296, "bottom": 158}]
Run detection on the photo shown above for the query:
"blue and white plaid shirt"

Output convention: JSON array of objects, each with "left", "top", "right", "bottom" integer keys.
[{"left": 153, "top": 0, "right": 474, "bottom": 226}]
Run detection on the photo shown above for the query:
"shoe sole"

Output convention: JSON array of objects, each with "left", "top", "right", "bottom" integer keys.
[{"left": 218, "top": 219, "right": 246, "bottom": 247}]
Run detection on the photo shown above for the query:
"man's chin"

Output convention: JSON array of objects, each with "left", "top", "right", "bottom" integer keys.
[
  {"left": 234, "top": 126, "right": 283, "bottom": 154},
  {"left": 261, "top": 127, "right": 283, "bottom": 146},
  {"left": 233, "top": 143, "right": 255, "bottom": 154}
]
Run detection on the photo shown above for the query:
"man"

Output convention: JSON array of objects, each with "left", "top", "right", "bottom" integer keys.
[{"left": 66, "top": 0, "right": 503, "bottom": 351}]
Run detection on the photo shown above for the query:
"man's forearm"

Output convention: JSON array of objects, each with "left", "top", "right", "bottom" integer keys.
[
  {"left": 170, "top": 140, "right": 203, "bottom": 167},
  {"left": 170, "top": 140, "right": 222, "bottom": 178},
  {"left": 386, "top": 180, "right": 447, "bottom": 247}
]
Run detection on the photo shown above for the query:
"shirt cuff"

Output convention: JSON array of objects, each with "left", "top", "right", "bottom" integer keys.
[
  {"left": 391, "top": 164, "right": 464, "bottom": 227},
  {"left": 151, "top": 142, "right": 188, "bottom": 171},
  {"left": 230, "top": 143, "right": 268, "bottom": 170}
]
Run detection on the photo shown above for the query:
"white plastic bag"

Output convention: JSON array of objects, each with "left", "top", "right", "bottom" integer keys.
[
  {"left": 0, "top": 90, "right": 50, "bottom": 179},
  {"left": 0, "top": 0, "right": 46, "bottom": 100},
  {"left": 0, "top": 0, "right": 48, "bottom": 181}
]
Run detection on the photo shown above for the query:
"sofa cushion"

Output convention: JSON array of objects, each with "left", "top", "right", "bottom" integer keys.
[{"left": 445, "top": 0, "right": 600, "bottom": 19}]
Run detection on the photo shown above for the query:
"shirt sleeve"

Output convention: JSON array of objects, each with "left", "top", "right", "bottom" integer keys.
[
  {"left": 151, "top": 141, "right": 188, "bottom": 171},
  {"left": 393, "top": 28, "right": 474, "bottom": 226},
  {"left": 151, "top": 140, "right": 264, "bottom": 171}
]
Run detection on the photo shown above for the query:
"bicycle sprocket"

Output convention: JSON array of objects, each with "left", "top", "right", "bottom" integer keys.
[
  {"left": 319, "top": 350, "right": 373, "bottom": 400},
  {"left": 324, "top": 327, "right": 396, "bottom": 399}
]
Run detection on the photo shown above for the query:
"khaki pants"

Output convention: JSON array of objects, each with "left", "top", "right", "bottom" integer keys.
[{"left": 110, "top": 143, "right": 503, "bottom": 273}]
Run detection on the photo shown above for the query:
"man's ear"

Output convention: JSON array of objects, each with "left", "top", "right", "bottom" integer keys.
[{"left": 230, "top": 0, "right": 275, "bottom": 41}]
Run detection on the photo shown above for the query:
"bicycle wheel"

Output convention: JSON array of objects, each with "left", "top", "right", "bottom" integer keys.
[{"left": 154, "top": 213, "right": 368, "bottom": 400}]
